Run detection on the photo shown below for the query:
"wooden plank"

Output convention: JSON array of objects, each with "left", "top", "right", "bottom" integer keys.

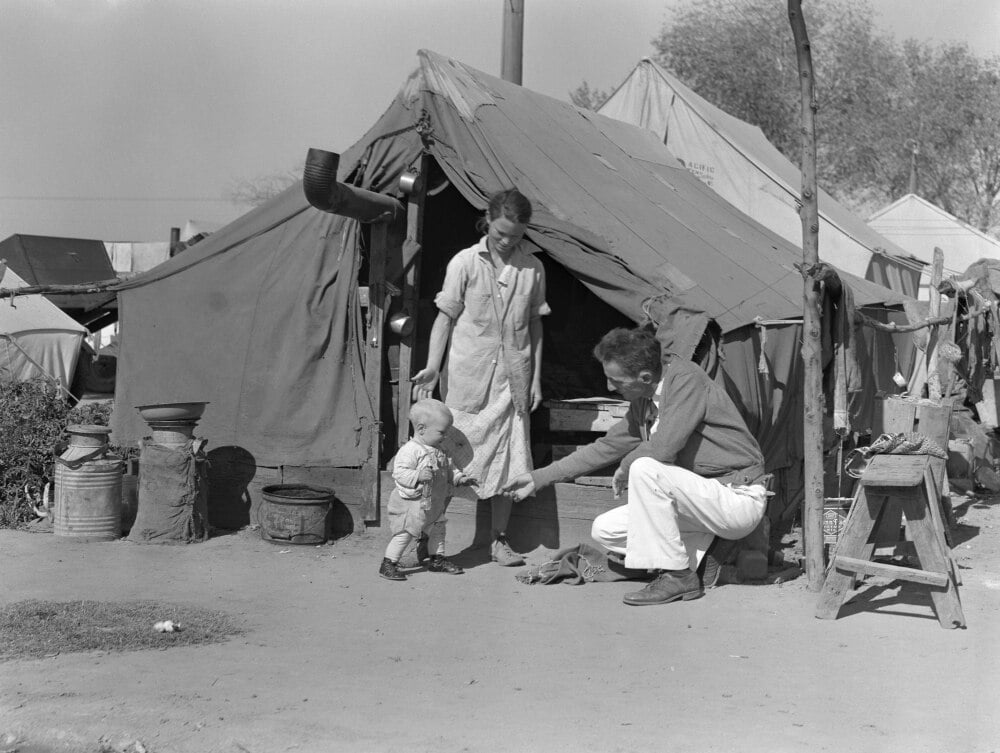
[
  {"left": 816, "top": 486, "right": 884, "bottom": 619},
  {"left": 832, "top": 555, "right": 949, "bottom": 587},
  {"left": 378, "top": 472, "right": 618, "bottom": 522},
  {"left": 902, "top": 480, "right": 966, "bottom": 628},
  {"left": 396, "top": 156, "right": 428, "bottom": 449},
  {"left": 544, "top": 399, "right": 630, "bottom": 432},
  {"left": 361, "top": 222, "right": 391, "bottom": 522},
  {"left": 281, "top": 465, "right": 367, "bottom": 533},
  {"left": 859, "top": 455, "right": 931, "bottom": 487},
  {"left": 882, "top": 396, "right": 917, "bottom": 434},
  {"left": 915, "top": 401, "right": 952, "bottom": 447}
]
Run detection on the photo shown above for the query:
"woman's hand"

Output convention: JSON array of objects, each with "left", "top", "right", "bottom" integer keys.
[
  {"left": 530, "top": 382, "right": 543, "bottom": 412},
  {"left": 411, "top": 367, "right": 440, "bottom": 400}
]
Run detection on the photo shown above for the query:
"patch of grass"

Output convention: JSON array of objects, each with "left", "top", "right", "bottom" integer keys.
[{"left": 0, "top": 600, "right": 245, "bottom": 660}]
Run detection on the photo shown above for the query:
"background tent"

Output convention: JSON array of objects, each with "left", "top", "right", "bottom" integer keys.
[
  {"left": 597, "top": 58, "right": 923, "bottom": 297},
  {"left": 0, "top": 266, "right": 86, "bottom": 393},
  {"left": 869, "top": 193, "right": 1000, "bottom": 299},
  {"left": 111, "top": 50, "right": 910, "bottom": 527},
  {"left": 0, "top": 234, "right": 118, "bottom": 331}
]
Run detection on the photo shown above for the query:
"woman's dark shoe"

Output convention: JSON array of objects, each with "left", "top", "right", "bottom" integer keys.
[
  {"left": 427, "top": 555, "right": 464, "bottom": 574},
  {"left": 623, "top": 568, "right": 703, "bottom": 605},
  {"left": 379, "top": 557, "right": 407, "bottom": 581}
]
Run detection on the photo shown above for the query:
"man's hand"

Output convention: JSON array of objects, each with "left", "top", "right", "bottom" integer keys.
[
  {"left": 453, "top": 472, "right": 476, "bottom": 486},
  {"left": 411, "top": 367, "right": 440, "bottom": 400},
  {"left": 530, "top": 382, "right": 543, "bottom": 412},
  {"left": 612, "top": 465, "right": 628, "bottom": 500},
  {"left": 502, "top": 473, "right": 536, "bottom": 502}
]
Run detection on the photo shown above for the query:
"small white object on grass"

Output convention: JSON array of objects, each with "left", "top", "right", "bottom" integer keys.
[{"left": 153, "top": 620, "right": 182, "bottom": 633}]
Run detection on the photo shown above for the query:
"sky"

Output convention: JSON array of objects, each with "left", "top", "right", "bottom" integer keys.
[{"left": 1, "top": 0, "right": 999, "bottom": 242}]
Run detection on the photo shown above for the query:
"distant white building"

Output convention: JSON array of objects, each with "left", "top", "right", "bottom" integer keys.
[{"left": 868, "top": 193, "right": 1000, "bottom": 298}]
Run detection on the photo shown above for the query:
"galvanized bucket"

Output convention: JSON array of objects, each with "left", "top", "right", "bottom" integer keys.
[{"left": 259, "top": 484, "right": 334, "bottom": 545}]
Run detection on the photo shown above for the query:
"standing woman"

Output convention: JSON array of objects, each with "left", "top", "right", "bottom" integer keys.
[{"left": 413, "top": 188, "right": 548, "bottom": 566}]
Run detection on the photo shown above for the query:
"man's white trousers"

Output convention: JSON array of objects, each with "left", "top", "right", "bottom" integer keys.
[{"left": 591, "top": 457, "right": 768, "bottom": 571}]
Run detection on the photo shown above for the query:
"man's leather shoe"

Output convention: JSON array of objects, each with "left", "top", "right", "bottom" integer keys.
[{"left": 623, "top": 568, "right": 703, "bottom": 606}]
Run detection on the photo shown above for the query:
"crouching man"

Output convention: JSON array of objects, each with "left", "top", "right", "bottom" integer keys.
[{"left": 503, "top": 326, "right": 768, "bottom": 606}]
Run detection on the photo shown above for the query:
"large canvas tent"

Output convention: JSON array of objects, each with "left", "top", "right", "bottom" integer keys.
[
  {"left": 869, "top": 193, "right": 1000, "bottom": 297},
  {"left": 597, "top": 58, "right": 923, "bottom": 297},
  {"left": 0, "top": 266, "right": 86, "bottom": 393},
  {"left": 111, "top": 50, "right": 909, "bottom": 527}
]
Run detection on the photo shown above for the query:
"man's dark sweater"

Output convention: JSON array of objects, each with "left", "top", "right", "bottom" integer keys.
[{"left": 532, "top": 358, "right": 765, "bottom": 488}]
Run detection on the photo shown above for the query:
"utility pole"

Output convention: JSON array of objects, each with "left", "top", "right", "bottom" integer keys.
[{"left": 501, "top": 0, "right": 524, "bottom": 85}]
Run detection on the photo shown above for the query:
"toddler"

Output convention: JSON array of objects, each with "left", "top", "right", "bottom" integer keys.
[{"left": 380, "top": 399, "right": 469, "bottom": 581}]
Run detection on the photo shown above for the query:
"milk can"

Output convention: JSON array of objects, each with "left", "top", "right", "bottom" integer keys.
[{"left": 53, "top": 424, "right": 123, "bottom": 541}]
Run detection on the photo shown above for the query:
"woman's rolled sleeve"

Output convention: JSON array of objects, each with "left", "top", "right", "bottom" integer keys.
[
  {"left": 529, "top": 265, "right": 551, "bottom": 320},
  {"left": 435, "top": 254, "right": 469, "bottom": 319},
  {"left": 434, "top": 290, "right": 464, "bottom": 320}
]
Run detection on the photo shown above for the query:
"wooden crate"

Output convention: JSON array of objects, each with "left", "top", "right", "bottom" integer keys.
[{"left": 542, "top": 398, "right": 630, "bottom": 432}]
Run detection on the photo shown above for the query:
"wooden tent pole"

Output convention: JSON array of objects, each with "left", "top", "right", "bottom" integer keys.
[
  {"left": 361, "top": 223, "right": 392, "bottom": 523},
  {"left": 789, "top": 0, "right": 825, "bottom": 591},
  {"left": 396, "top": 157, "right": 429, "bottom": 449},
  {"left": 926, "top": 247, "right": 945, "bottom": 401}
]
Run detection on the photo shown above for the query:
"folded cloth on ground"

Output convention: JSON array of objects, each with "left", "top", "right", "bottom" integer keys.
[
  {"left": 514, "top": 543, "right": 653, "bottom": 585},
  {"left": 845, "top": 432, "right": 948, "bottom": 479}
]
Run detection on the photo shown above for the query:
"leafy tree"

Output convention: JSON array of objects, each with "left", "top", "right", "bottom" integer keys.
[
  {"left": 570, "top": 81, "right": 610, "bottom": 111},
  {"left": 227, "top": 166, "right": 301, "bottom": 207},
  {"left": 618, "top": 0, "right": 1000, "bottom": 234}
]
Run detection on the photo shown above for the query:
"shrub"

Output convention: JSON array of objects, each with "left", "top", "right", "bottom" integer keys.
[{"left": 0, "top": 380, "right": 72, "bottom": 527}]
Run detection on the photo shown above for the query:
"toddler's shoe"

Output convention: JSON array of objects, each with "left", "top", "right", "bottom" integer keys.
[
  {"left": 426, "top": 555, "right": 464, "bottom": 574},
  {"left": 491, "top": 534, "right": 525, "bottom": 567},
  {"left": 379, "top": 557, "right": 406, "bottom": 581}
]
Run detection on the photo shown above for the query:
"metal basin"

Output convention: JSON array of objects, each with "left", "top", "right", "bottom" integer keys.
[{"left": 135, "top": 402, "right": 208, "bottom": 422}]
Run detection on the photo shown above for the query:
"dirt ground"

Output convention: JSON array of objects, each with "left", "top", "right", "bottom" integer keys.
[{"left": 2, "top": 490, "right": 999, "bottom": 753}]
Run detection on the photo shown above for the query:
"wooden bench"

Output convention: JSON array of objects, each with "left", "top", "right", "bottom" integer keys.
[{"left": 815, "top": 453, "right": 965, "bottom": 629}]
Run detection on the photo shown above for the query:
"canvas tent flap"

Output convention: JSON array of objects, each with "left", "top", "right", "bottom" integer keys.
[
  {"left": 0, "top": 268, "right": 86, "bottom": 391},
  {"left": 408, "top": 50, "right": 907, "bottom": 332},
  {"left": 112, "top": 185, "right": 374, "bottom": 468}
]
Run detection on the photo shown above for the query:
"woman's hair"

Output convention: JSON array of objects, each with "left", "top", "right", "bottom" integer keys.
[
  {"left": 476, "top": 188, "right": 533, "bottom": 232},
  {"left": 592, "top": 327, "right": 661, "bottom": 377}
]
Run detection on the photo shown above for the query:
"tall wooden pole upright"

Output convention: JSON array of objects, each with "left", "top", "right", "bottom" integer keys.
[
  {"left": 789, "top": 0, "right": 825, "bottom": 590},
  {"left": 501, "top": 0, "right": 524, "bottom": 85},
  {"left": 926, "top": 247, "right": 945, "bottom": 401}
]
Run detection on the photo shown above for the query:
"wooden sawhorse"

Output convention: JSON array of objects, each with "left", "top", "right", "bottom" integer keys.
[{"left": 815, "top": 453, "right": 965, "bottom": 629}]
